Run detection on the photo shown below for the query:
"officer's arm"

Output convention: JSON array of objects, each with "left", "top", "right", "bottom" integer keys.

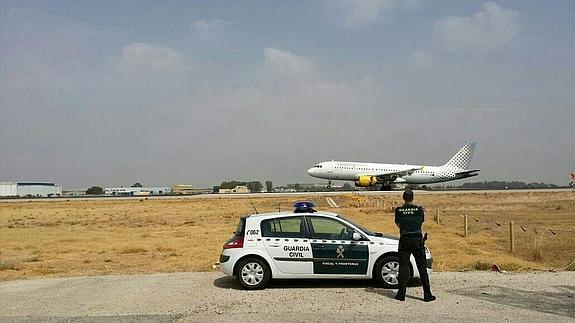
[
  {"left": 395, "top": 208, "right": 401, "bottom": 229},
  {"left": 420, "top": 206, "right": 425, "bottom": 222}
]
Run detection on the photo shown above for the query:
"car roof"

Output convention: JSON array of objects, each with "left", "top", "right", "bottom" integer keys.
[{"left": 246, "top": 211, "right": 339, "bottom": 219}]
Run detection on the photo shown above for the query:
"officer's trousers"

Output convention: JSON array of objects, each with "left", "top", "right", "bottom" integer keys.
[{"left": 396, "top": 234, "right": 432, "bottom": 299}]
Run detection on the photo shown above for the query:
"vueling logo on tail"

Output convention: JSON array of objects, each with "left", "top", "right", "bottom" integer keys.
[{"left": 443, "top": 142, "right": 476, "bottom": 170}]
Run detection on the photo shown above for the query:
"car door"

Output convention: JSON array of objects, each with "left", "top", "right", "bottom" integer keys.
[
  {"left": 306, "top": 216, "right": 369, "bottom": 275},
  {"left": 261, "top": 216, "right": 313, "bottom": 274}
]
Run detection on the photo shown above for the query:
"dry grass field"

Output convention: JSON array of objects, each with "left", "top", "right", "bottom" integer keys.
[{"left": 1, "top": 190, "right": 574, "bottom": 281}]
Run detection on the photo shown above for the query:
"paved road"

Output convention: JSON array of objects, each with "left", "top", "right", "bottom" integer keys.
[{"left": 1, "top": 271, "right": 574, "bottom": 322}]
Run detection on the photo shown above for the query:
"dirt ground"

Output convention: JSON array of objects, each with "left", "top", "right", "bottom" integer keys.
[
  {"left": 1, "top": 190, "right": 574, "bottom": 281},
  {"left": 2, "top": 272, "right": 574, "bottom": 321}
]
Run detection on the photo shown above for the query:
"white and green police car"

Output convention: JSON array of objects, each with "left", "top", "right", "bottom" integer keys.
[{"left": 219, "top": 210, "right": 432, "bottom": 290}]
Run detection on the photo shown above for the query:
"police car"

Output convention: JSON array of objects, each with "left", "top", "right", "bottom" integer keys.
[{"left": 219, "top": 202, "right": 432, "bottom": 290}]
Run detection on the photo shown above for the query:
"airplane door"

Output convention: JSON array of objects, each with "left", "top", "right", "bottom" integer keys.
[
  {"left": 261, "top": 216, "right": 313, "bottom": 274},
  {"left": 306, "top": 216, "right": 369, "bottom": 275}
]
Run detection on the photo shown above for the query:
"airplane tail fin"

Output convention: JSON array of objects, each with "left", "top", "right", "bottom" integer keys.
[{"left": 442, "top": 142, "right": 476, "bottom": 170}]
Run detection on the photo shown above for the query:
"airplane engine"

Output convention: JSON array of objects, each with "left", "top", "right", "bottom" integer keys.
[{"left": 355, "top": 176, "right": 378, "bottom": 187}]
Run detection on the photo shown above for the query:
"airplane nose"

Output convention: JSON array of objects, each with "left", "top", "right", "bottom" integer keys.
[{"left": 307, "top": 168, "right": 314, "bottom": 176}]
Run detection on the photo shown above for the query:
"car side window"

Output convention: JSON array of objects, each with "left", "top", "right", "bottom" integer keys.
[
  {"left": 261, "top": 216, "right": 305, "bottom": 238},
  {"left": 306, "top": 217, "right": 354, "bottom": 240}
]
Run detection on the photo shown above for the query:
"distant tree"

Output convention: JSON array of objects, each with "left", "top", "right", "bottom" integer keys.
[
  {"left": 131, "top": 182, "right": 143, "bottom": 187},
  {"left": 265, "top": 180, "right": 273, "bottom": 193},
  {"left": 212, "top": 186, "right": 220, "bottom": 193},
  {"left": 246, "top": 181, "right": 263, "bottom": 193},
  {"left": 86, "top": 186, "right": 104, "bottom": 195},
  {"left": 342, "top": 183, "right": 353, "bottom": 191},
  {"left": 294, "top": 183, "right": 301, "bottom": 191},
  {"left": 220, "top": 181, "right": 246, "bottom": 189},
  {"left": 458, "top": 181, "right": 556, "bottom": 190}
]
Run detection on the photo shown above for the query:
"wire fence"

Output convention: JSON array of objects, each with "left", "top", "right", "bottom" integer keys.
[
  {"left": 351, "top": 194, "right": 575, "bottom": 264},
  {"left": 346, "top": 195, "right": 575, "bottom": 270},
  {"left": 354, "top": 195, "right": 574, "bottom": 236}
]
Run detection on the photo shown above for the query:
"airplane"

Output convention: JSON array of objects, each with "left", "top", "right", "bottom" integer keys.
[{"left": 307, "top": 142, "right": 481, "bottom": 190}]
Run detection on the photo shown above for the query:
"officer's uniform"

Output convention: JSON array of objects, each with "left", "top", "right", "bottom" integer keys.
[{"left": 395, "top": 202, "right": 433, "bottom": 300}]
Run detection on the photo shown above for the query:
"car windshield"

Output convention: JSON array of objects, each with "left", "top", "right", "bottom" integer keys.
[{"left": 337, "top": 214, "right": 376, "bottom": 236}]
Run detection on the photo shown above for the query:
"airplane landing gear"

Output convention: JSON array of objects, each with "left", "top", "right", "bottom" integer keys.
[
  {"left": 380, "top": 184, "right": 392, "bottom": 191},
  {"left": 327, "top": 180, "right": 332, "bottom": 189}
]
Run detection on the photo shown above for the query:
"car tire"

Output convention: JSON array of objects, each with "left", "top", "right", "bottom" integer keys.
[
  {"left": 236, "top": 257, "right": 271, "bottom": 290},
  {"left": 374, "top": 255, "right": 409, "bottom": 289}
]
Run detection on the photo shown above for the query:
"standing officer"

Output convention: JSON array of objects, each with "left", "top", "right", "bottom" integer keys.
[{"left": 394, "top": 189, "right": 435, "bottom": 302}]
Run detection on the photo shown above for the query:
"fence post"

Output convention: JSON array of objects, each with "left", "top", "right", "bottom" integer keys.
[
  {"left": 464, "top": 215, "right": 468, "bottom": 237},
  {"left": 435, "top": 209, "right": 440, "bottom": 225},
  {"left": 510, "top": 221, "right": 515, "bottom": 253}
]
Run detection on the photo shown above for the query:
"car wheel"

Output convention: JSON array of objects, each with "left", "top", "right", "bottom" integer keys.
[
  {"left": 236, "top": 258, "right": 271, "bottom": 290},
  {"left": 375, "top": 255, "right": 407, "bottom": 289}
]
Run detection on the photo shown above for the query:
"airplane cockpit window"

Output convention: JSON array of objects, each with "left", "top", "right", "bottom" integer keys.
[{"left": 313, "top": 165, "right": 322, "bottom": 168}]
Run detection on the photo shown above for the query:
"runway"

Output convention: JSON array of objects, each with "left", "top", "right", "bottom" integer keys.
[{"left": 1, "top": 188, "right": 572, "bottom": 203}]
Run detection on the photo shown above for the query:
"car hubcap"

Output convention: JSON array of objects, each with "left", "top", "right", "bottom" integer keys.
[
  {"left": 241, "top": 262, "right": 264, "bottom": 286},
  {"left": 381, "top": 261, "right": 399, "bottom": 285}
]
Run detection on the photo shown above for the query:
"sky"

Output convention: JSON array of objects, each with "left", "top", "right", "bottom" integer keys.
[{"left": 0, "top": 0, "right": 574, "bottom": 188}]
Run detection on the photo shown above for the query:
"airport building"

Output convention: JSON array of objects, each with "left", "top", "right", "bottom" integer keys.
[
  {"left": 0, "top": 182, "right": 17, "bottom": 197},
  {"left": 104, "top": 187, "right": 172, "bottom": 196},
  {"left": 62, "top": 189, "right": 87, "bottom": 197},
  {"left": 172, "top": 184, "right": 195, "bottom": 195},
  {"left": 0, "top": 182, "right": 62, "bottom": 197},
  {"left": 172, "top": 185, "right": 211, "bottom": 195},
  {"left": 219, "top": 185, "right": 250, "bottom": 194}
]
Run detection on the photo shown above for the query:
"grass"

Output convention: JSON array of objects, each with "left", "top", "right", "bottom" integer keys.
[
  {"left": 0, "top": 259, "right": 19, "bottom": 271},
  {"left": 0, "top": 190, "right": 574, "bottom": 281},
  {"left": 24, "top": 251, "right": 41, "bottom": 262},
  {"left": 120, "top": 247, "right": 148, "bottom": 254}
]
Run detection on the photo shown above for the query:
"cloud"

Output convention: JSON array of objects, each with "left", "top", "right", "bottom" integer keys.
[
  {"left": 436, "top": 1, "right": 520, "bottom": 54},
  {"left": 192, "top": 19, "right": 226, "bottom": 41},
  {"left": 113, "top": 43, "right": 191, "bottom": 77},
  {"left": 262, "top": 47, "right": 313, "bottom": 78},
  {"left": 331, "top": 0, "right": 422, "bottom": 27},
  {"left": 337, "top": 0, "right": 395, "bottom": 26},
  {"left": 410, "top": 49, "right": 437, "bottom": 69}
]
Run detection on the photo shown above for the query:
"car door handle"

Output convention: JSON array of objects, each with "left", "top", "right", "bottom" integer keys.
[
  {"left": 313, "top": 245, "right": 326, "bottom": 249},
  {"left": 268, "top": 244, "right": 281, "bottom": 247}
]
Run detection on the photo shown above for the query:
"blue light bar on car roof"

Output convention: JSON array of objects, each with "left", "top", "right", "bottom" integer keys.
[{"left": 293, "top": 201, "right": 316, "bottom": 212}]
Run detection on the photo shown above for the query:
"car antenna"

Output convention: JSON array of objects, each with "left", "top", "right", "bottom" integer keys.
[{"left": 248, "top": 197, "right": 259, "bottom": 214}]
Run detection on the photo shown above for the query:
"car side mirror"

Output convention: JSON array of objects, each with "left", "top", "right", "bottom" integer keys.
[{"left": 352, "top": 232, "right": 362, "bottom": 241}]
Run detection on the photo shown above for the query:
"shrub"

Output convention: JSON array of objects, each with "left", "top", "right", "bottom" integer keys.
[{"left": 471, "top": 260, "right": 492, "bottom": 270}]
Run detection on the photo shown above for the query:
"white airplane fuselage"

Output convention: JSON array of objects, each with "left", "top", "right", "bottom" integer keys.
[
  {"left": 307, "top": 143, "right": 480, "bottom": 188},
  {"left": 308, "top": 162, "right": 455, "bottom": 184}
]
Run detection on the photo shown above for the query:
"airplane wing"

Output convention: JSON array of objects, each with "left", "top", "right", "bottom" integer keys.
[{"left": 364, "top": 167, "right": 424, "bottom": 181}]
